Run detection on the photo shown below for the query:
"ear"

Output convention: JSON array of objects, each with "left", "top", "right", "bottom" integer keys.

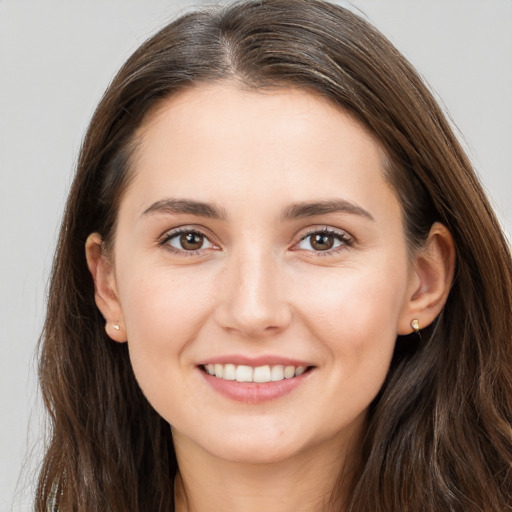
[
  {"left": 398, "top": 222, "right": 455, "bottom": 335},
  {"left": 85, "top": 233, "right": 127, "bottom": 342}
]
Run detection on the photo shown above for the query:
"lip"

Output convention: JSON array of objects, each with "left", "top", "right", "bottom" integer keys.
[
  {"left": 197, "top": 357, "right": 314, "bottom": 404},
  {"left": 197, "top": 354, "right": 312, "bottom": 367}
]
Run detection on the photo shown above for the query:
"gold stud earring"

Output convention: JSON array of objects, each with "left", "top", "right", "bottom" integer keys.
[
  {"left": 410, "top": 318, "right": 420, "bottom": 334},
  {"left": 113, "top": 323, "right": 120, "bottom": 331}
]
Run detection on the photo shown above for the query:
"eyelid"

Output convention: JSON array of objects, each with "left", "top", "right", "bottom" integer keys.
[
  {"left": 291, "top": 226, "right": 354, "bottom": 254},
  {"left": 156, "top": 224, "right": 354, "bottom": 256},
  {"left": 157, "top": 225, "right": 220, "bottom": 255}
]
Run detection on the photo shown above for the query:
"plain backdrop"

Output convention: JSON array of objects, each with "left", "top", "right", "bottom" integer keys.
[{"left": 1, "top": 0, "right": 511, "bottom": 509}]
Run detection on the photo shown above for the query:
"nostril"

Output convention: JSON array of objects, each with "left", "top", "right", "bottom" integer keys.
[{"left": 214, "top": 301, "right": 293, "bottom": 337}]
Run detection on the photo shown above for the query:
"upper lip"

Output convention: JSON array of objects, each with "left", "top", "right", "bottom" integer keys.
[{"left": 197, "top": 355, "right": 313, "bottom": 367}]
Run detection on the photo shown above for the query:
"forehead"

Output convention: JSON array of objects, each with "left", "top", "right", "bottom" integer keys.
[
  {"left": 124, "top": 82, "right": 399, "bottom": 223},
  {"left": 138, "top": 83, "right": 380, "bottom": 156}
]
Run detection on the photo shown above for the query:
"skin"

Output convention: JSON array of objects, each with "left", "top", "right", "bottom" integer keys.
[{"left": 86, "top": 83, "right": 454, "bottom": 511}]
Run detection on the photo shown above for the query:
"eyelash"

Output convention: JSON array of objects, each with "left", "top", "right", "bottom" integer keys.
[
  {"left": 295, "top": 227, "right": 353, "bottom": 256},
  {"left": 158, "top": 227, "right": 216, "bottom": 257},
  {"left": 158, "top": 226, "right": 354, "bottom": 257}
]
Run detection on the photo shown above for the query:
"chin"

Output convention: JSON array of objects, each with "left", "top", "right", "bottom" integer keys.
[
  {"left": 194, "top": 420, "right": 320, "bottom": 465},
  {"left": 210, "top": 439, "right": 303, "bottom": 465}
]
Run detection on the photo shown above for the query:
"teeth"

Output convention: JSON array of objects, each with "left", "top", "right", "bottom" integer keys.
[
  {"left": 235, "top": 365, "right": 253, "bottom": 382},
  {"left": 223, "top": 364, "right": 236, "bottom": 381},
  {"left": 295, "top": 366, "right": 306, "bottom": 376},
  {"left": 253, "top": 365, "right": 271, "bottom": 383},
  {"left": 284, "top": 365, "right": 295, "bottom": 379},
  {"left": 271, "top": 365, "right": 284, "bottom": 381},
  {"left": 214, "top": 364, "right": 224, "bottom": 378},
  {"left": 204, "top": 363, "right": 308, "bottom": 383}
]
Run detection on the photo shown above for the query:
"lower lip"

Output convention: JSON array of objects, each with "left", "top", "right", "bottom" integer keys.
[{"left": 199, "top": 368, "right": 312, "bottom": 404}]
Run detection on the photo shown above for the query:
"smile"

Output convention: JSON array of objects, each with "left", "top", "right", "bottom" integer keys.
[{"left": 203, "top": 363, "right": 307, "bottom": 383}]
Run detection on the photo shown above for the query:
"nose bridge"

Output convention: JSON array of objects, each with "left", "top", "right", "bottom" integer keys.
[{"left": 215, "top": 243, "right": 292, "bottom": 336}]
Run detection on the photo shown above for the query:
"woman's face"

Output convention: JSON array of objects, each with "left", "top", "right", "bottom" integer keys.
[{"left": 104, "top": 83, "right": 419, "bottom": 464}]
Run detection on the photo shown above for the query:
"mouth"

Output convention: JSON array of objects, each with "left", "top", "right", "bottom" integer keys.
[
  {"left": 200, "top": 363, "right": 313, "bottom": 383},
  {"left": 198, "top": 360, "right": 315, "bottom": 403}
]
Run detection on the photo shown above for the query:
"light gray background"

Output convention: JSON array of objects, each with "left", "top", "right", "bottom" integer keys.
[{"left": 1, "top": 0, "right": 511, "bottom": 509}]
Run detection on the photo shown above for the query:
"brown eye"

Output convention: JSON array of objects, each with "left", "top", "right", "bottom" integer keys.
[
  {"left": 310, "top": 233, "right": 335, "bottom": 251},
  {"left": 165, "top": 230, "right": 215, "bottom": 252},
  {"left": 179, "top": 232, "right": 204, "bottom": 250},
  {"left": 295, "top": 229, "right": 351, "bottom": 253}
]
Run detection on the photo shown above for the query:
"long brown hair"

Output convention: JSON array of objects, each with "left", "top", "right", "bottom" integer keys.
[{"left": 36, "top": 1, "right": 512, "bottom": 510}]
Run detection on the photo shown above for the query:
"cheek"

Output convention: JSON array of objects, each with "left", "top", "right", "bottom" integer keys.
[
  {"left": 116, "top": 265, "right": 220, "bottom": 422},
  {"left": 117, "top": 266, "right": 214, "bottom": 379},
  {"left": 295, "top": 263, "right": 408, "bottom": 423},
  {"left": 295, "top": 259, "right": 408, "bottom": 361}
]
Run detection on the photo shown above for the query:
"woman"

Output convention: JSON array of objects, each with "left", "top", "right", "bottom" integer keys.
[{"left": 36, "top": 0, "right": 512, "bottom": 510}]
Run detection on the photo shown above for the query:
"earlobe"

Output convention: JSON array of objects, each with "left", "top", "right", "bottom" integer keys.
[
  {"left": 85, "top": 233, "right": 127, "bottom": 343},
  {"left": 398, "top": 222, "right": 455, "bottom": 335}
]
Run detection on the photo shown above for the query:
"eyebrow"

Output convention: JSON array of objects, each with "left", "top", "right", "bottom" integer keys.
[
  {"left": 142, "top": 199, "right": 228, "bottom": 220},
  {"left": 281, "top": 199, "right": 374, "bottom": 222},
  {"left": 141, "top": 197, "right": 374, "bottom": 222}
]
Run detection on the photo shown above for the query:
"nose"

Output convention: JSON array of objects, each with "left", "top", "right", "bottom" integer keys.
[{"left": 214, "top": 249, "right": 293, "bottom": 338}]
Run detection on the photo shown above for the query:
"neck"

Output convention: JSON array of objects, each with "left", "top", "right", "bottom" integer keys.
[{"left": 173, "top": 430, "right": 360, "bottom": 512}]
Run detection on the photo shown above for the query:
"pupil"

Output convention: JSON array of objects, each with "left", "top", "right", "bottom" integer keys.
[
  {"left": 180, "top": 232, "right": 203, "bottom": 250},
  {"left": 312, "top": 233, "right": 334, "bottom": 251}
]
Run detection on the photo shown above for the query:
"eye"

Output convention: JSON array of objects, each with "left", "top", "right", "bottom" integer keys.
[
  {"left": 163, "top": 229, "right": 216, "bottom": 252},
  {"left": 295, "top": 229, "right": 352, "bottom": 253}
]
